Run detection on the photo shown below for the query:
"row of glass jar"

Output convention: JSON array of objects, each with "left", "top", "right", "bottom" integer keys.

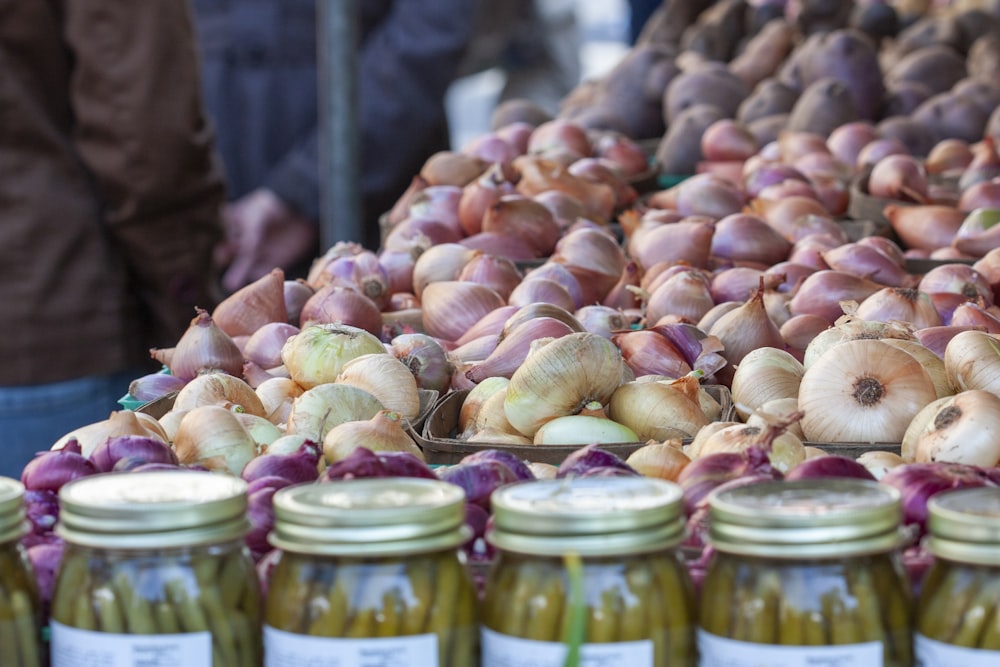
[{"left": 1, "top": 471, "right": 998, "bottom": 666}]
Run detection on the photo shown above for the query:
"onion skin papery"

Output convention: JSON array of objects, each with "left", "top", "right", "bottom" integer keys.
[
  {"left": 798, "top": 339, "right": 938, "bottom": 443},
  {"left": 281, "top": 323, "right": 386, "bottom": 390},
  {"left": 625, "top": 442, "right": 690, "bottom": 481},
  {"left": 911, "top": 390, "right": 1000, "bottom": 467},
  {"left": 322, "top": 410, "right": 424, "bottom": 463},
  {"left": 160, "top": 308, "right": 244, "bottom": 381}
]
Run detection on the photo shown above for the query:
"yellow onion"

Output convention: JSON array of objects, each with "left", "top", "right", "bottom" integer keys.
[
  {"left": 173, "top": 405, "right": 257, "bottom": 475},
  {"left": 799, "top": 339, "right": 937, "bottom": 443},
  {"left": 466, "top": 428, "right": 532, "bottom": 445},
  {"left": 856, "top": 450, "right": 905, "bottom": 480},
  {"left": 281, "top": 324, "right": 386, "bottom": 389},
  {"left": 746, "top": 397, "right": 806, "bottom": 441},
  {"left": 944, "top": 329, "right": 1000, "bottom": 396},
  {"left": 172, "top": 372, "right": 266, "bottom": 417},
  {"left": 880, "top": 338, "right": 955, "bottom": 398},
  {"left": 910, "top": 390, "right": 1000, "bottom": 467},
  {"left": 730, "top": 347, "right": 804, "bottom": 420},
  {"left": 158, "top": 409, "right": 188, "bottom": 443},
  {"left": 235, "top": 413, "right": 283, "bottom": 449},
  {"left": 286, "top": 384, "right": 384, "bottom": 442},
  {"left": 322, "top": 410, "right": 424, "bottom": 463},
  {"left": 255, "top": 377, "right": 304, "bottom": 426},
  {"left": 335, "top": 353, "right": 420, "bottom": 421},
  {"left": 625, "top": 441, "right": 690, "bottom": 481},
  {"left": 503, "top": 332, "right": 625, "bottom": 437},
  {"left": 464, "top": 388, "right": 521, "bottom": 439},
  {"left": 458, "top": 377, "right": 510, "bottom": 437},
  {"left": 608, "top": 376, "right": 709, "bottom": 441}
]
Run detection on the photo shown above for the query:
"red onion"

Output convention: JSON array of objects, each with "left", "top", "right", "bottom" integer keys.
[
  {"left": 827, "top": 121, "right": 880, "bottom": 167},
  {"left": 26, "top": 540, "right": 64, "bottom": 610},
  {"left": 674, "top": 174, "right": 745, "bottom": 219},
  {"left": 755, "top": 196, "right": 833, "bottom": 241},
  {"left": 463, "top": 133, "right": 518, "bottom": 166},
  {"left": 785, "top": 455, "right": 877, "bottom": 481},
  {"left": 914, "top": 325, "right": 987, "bottom": 358},
  {"left": 765, "top": 261, "right": 816, "bottom": 293},
  {"left": 460, "top": 231, "right": 539, "bottom": 261},
  {"left": 300, "top": 284, "right": 382, "bottom": 336},
  {"left": 556, "top": 444, "right": 637, "bottom": 479},
  {"left": 821, "top": 243, "right": 911, "bottom": 287},
  {"left": 465, "top": 317, "right": 577, "bottom": 382},
  {"left": 528, "top": 119, "right": 592, "bottom": 157},
  {"left": 926, "top": 139, "right": 974, "bottom": 176},
  {"left": 881, "top": 462, "right": 996, "bottom": 534},
  {"left": 525, "top": 262, "right": 585, "bottom": 309},
  {"left": 612, "top": 329, "right": 691, "bottom": 379},
  {"left": 568, "top": 157, "right": 638, "bottom": 209},
  {"left": 378, "top": 248, "right": 419, "bottom": 296},
  {"left": 462, "top": 448, "right": 534, "bottom": 481},
  {"left": 780, "top": 313, "right": 831, "bottom": 358},
  {"left": 629, "top": 219, "right": 715, "bottom": 271},
  {"left": 918, "top": 263, "right": 994, "bottom": 305},
  {"left": 246, "top": 487, "right": 277, "bottom": 557},
  {"left": 456, "top": 252, "right": 523, "bottom": 301},
  {"left": 952, "top": 208, "right": 1000, "bottom": 257},
  {"left": 507, "top": 278, "right": 575, "bottom": 311},
  {"left": 788, "top": 270, "right": 883, "bottom": 323},
  {"left": 532, "top": 190, "right": 593, "bottom": 231},
  {"left": 283, "top": 279, "right": 314, "bottom": 328},
  {"left": 948, "top": 301, "right": 1000, "bottom": 333},
  {"left": 165, "top": 308, "right": 244, "bottom": 381},
  {"left": 388, "top": 333, "right": 453, "bottom": 393},
  {"left": 452, "top": 305, "right": 519, "bottom": 346},
  {"left": 574, "top": 305, "right": 629, "bottom": 339},
  {"left": 646, "top": 269, "right": 715, "bottom": 324},
  {"left": 788, "top": 234, "right": 839, "bottom": 270},
  {"left": 678, "top": 445, "right": 781, "bottom": 516},
  {"left": 244, "top": 322, "right": 300, "bottom": 370},
  {"left": 709, "top": 267, "right": 769, "bottom": 303},
  {"left": 701, "top": 119, "right": 759, "bottom": 161},
  {"left": 438, "top": 460, "right": 521, "bottom": 510},
  {"left": 321, "top": 447, "right": 389, "bottom": 481},
  {"left": 90, "top": 435, "right": 178, "bottom": 473},
  {"left": 707, "top": 282, "right": 786, "bottom": 384},
  {"left": 246, "top": 476, "right": 295, "bottom": 496},
  {"left": 448, "top": 334, "right": 499, "bottom": 365},
  {"left": 601, "top": 261, "right": 642, "bottom": 311},
  {"left": 758, "top": 180, "right": 820, "bottom": 202},
  {"left": 868, "top": 154, "right": 929, "bottom": 203},
  {"left": 885, "top": 205, "right": 966, "bottom": 252},
  {"left": 743, "top": 162, "right": 809, "bottom": 198},
  {"left": 406, "top": 185, "right": 464, "bottom": 235},
  {"left": 652, "top": 322, "right": 728, "bottom": 378},
  {"left": 21, "top": 439, "right": 97, "bottom": 492},
  {"left": 856, "top": 137, "right": 908, "bottom": 169},
  {"left": 24, "top": 489, "right": 59, "bottom": 536},
  {"left": 127, "top": 373, "right": 187, "bottom": 402},
  {"left": 241, "top": 442, "right": 321, "bottom": 485},
  {"left": 779, "top": 131, "right": 830, "bottom": 162},
  {"left": 482, "top": 196, "right": 561, "bottom": 256},
  {"left": 710, "top": 213, "right": 792, "bottom": 265},
  {"left": 375, "top": 451, "right": 437, "bottom": 480}
]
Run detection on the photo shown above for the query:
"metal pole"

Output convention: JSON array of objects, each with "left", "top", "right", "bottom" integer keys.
[{"left": 317, "top": 0, "right": 362, "bottom": 250}]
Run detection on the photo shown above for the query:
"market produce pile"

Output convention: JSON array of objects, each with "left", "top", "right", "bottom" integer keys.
[{"left": 8, "top": 0, "right": 1000, "bottom": 662}]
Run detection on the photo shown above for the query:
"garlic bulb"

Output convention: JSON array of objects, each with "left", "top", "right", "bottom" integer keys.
[
  {"left": 608, "top": 377, "right": 709, "bottom": 441},
  {"left": 322, "top": 410, "right": 424, "bottom": 463},
  {"left": 286, "top": 384, "right": 384, "bottom": 441},
  {"left": 731, "top": 347, "right": 804, "bottom": 420},
  {"left": 335, "top": 353, "right": 420, "bottom": 421},
  {"left": 281, "top": 323, "right": 386, "bottom": 389},
  {"left": 173, "top": 372, "right": 266, "bottom": 417},
  {"left": 173, "top": 405, "right": 257, "bottom": 475},
  {"left": 799, "top": 339, "right": 937, "bottom": 443},
  {"left": 503, "top": 332, "right": 625, "bottom": 437}
]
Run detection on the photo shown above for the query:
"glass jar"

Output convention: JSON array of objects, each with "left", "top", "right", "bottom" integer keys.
[
  {"left": 916, "top": 486, "right": 1000, "bottom": 664},
  {"left": 699, "top": 478, "right": 912, "bottom": 667},
  {"left": 50, "top": 471, "right": 260, "bottom": 667},
  {"left": 0, "top": 477, "right": 43, "bottom": 667},
  {"left": 482, "top": 476, "right": 695, "bottom": 667},
  {"left": 264, "top": 477, "right": 477, "bottom": 666}
]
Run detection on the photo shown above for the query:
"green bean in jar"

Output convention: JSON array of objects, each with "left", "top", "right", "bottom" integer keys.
[{"left": 0, "top": 477, "right": 43, "bottom": 667}]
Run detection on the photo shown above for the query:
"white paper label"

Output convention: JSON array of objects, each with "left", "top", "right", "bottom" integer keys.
[
  {"left": 697, "top": 629, "right": 883, "bottom": 666},
  {"left": 481, "top": 626, "right": 655, "bottom": 667},
  {"left": 915, "top": 633, "right": 1000, "bottom": 666},
  {"left": 50, "top": 621, "right": 213, "bottom": 667},
  {"left": 263, "top": 625, "right": 438, "bottom": 666}
]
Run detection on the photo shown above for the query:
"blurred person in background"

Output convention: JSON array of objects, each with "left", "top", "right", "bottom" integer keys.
[
  {"left": 0, "top": 0, "right": 226, "bottom": 477},
  {"left": 196, "top": 0, "right": 485, "bottom": 292}
]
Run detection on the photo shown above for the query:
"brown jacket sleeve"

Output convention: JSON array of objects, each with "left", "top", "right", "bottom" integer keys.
[{"left": 61, "top": 0, "right": 226, "bottom": 346}]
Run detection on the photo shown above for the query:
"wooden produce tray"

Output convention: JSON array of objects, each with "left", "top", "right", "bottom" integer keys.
[{"left": 417, "top": 385, "right": 734, "bottom": 466}]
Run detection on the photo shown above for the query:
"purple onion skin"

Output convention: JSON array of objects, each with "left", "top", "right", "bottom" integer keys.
[
  {"left": 556, "top": 444, "right": 637, "bottom": 479},
  {"left": 461, "top": 449, "right": 535, "bottom": 481},
  {"left": 784, "top": 456, "right": 876, "bottom": 482},
  {"left": 577, "top": 466, "right": 641, "bottom": 478},
  {"left": 246, "top": 476, "right": 296, "bottom": 495},
  {"left": 677, "top": 447, "right": 782, "bottom": 516},
  {"left": 881, "top": 462, "right": 995, "bottom": 534},
  {"left": 27, "top": 540, "right": 64, "bottom": 613},
  {"left": 377, "top": 451, "right": 437, "bottom": 480},
  {"left": 21, "top": 441, "right": 98, "bottom": 492},
  {"left": 321, "top": 448, "right": 390, "bottom": 482},
  {"left": 24, "top": 489, "right": 59, "bottom": 536},
  {"left": 438, "top": 461, "right": 520, "bottom": 509},
  {"left": 246, "top": 487, "right": 277, "bottom": 557},
  {"left": 464, "top": 502, "right": 490, "bottom": 541},
  {"left": 242, "top": 442, "right": 321, "bottom": 485},
  {"left": 91, "top": 435, "right": 178, "bottom": 472}
]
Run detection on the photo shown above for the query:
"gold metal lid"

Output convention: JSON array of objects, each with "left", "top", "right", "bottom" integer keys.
[
  {"left": 270, "top": 478, "right": 469, "bottom": 556},
  {"left": 0, "top": 478, "right": 26, "bottom": 544},
  {"left": 709, "top": 479, "right": 904, "bottom": 558},
  {"left": 56, "top": 471, "right": 249, "bottom": 549},
  {"left": 488, "top": 477, "right": 685, "bottom": 557},
  {"left": 927, "top": 487, "right": 1000, "bottom": 566}
]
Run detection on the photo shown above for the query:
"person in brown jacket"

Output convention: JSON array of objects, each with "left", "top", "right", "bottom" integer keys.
[{"left": 0, "top": 0, "right": 225, "bottom": 477}]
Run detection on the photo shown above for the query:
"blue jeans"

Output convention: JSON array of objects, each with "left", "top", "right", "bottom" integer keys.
[{"left": 0, "top": 368, "right": 144, "bottom": 480}]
